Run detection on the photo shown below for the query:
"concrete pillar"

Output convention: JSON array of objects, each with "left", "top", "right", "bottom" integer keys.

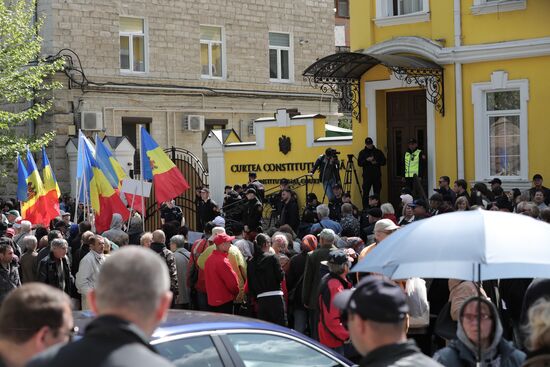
[{"left": 202, "top": 132, "right": 226, "bottom": 207}]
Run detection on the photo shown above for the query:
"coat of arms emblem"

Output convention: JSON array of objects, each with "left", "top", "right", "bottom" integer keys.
[{"left": 279, "top": 135, "right": 291, "bottom": 155}]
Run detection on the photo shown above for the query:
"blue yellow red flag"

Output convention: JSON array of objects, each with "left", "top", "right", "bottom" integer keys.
[{"left": 140, "top": 127, "right": 190, "bottom": 204}]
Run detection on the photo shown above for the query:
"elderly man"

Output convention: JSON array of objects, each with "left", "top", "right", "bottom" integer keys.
[
  {"left": 102, "top": 213, "right": 129, "bottom": 248},
  {"left": 28, "top": 246, "right": 175, "bottom": 367},
  {"left": 169, "top": 235, "right": 190, "bottom": 309},
  {"left": 12, "top": 220, "right": 31, "bottom": 255},
  {"left": 310, "top": 204, "right": 342, "bottom": 235},
  {"left": 75, "top": 235, "right": 106, "bottom": 310},
  {"left": 0, "top": 284, "right": 74, "bottom": 367},
  {"left": 37, "top": 239, "right": 74, "bottom": 297},
  {"left": 19, "top": 236, "right": 39, "bottom": 283},
  {"left": 334, "top": 276, "right": 443, "bottom": 367},
  {"left": 302, "top": 228, "right": 338, "bottom": 340},
  {"left": 0, "top": 242, "right": 20, "bottom": 305},
  {"left": 151, "top": 230, "right": 179, "bottom": 304},
  {"left": 204, "top": 233, "right": 240, "bottom": 314}
]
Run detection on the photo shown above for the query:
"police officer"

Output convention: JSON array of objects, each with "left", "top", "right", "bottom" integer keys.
[{"left": 403, "top": 138, "right": 426, "bottom": 193}]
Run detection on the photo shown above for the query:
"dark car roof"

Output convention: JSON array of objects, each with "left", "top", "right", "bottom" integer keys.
[{"left": 75, "top": 310, "right": 304, "bottom": 339}]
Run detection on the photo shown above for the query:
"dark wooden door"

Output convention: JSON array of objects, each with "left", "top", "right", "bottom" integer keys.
[
  {"left": 121, "top": 117, "right": 151, "bottom": 178},
  {"left": 386, "top": 90, "right": 427, "bottom": 208}
]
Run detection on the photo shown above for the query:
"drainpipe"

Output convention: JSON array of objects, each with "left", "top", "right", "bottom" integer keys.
[{"left": 454, "top": 0, "right": 465, "bottom": 179}]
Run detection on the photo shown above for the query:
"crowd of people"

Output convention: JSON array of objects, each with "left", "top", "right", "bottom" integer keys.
[{"left": 0, "top": 169, "right": 549, "bottom": 366}]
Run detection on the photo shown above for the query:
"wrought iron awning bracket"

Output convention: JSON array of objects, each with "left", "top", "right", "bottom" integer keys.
[
  {"left": 388, "top": 66, "right": 445, "bottom": 116},
  {"left": 304, "top": 75, "right": 361, "bottom": 121}
]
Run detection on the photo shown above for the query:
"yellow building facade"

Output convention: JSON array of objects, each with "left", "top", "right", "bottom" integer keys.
[
  {"left": 204, "top": 1, "right": 550, "bottom": 210},
  {"left": 306, "top": 0, "right": 550, "bottom": 205}
]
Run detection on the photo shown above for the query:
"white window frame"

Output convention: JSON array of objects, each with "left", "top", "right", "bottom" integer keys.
[
  {"left": 200, "top": 25, "right": 226, "bottom": 80},
  {"left": 119, "top": 16, "right": 148, "bottom": 74},
  {"left": 374, "top": 0, "right": 430, "bottom": 27},
  {"left": 268, "top": 32, "right": 294, "bottom": 83},
  {"left": 472, "top": 71, "right": 529, "bottom": 182},
  {"left": 471, "top": 0, "right": 526, "bottom": 16}
]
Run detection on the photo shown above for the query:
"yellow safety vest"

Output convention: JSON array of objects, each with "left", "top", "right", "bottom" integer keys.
[{"left": 404, "top": 149, "right": 421, "bottom": 178}]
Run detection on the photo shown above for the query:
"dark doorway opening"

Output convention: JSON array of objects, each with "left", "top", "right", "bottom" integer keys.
[
  {"left": 386, "top": 90, "right": 427, "bottom": 209},
  {"left": 121, "top": 117, "right": 152, "bottom": 178}
]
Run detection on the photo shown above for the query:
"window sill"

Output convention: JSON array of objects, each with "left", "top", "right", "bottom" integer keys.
[
  {"left": 374, "top": 12, "right": 430, "bottom": 27},
  {"left": 471, "top": 0, "right": 526, "bottom": 15},
  {"left": 120, "top": 70, "right": 148, "bottom": 76},
  {"left": 201, "top": 75, "right": 225, "bottom": 80},
  {"left": 269, "top": 78, "right": 293, "bottom": 84}
]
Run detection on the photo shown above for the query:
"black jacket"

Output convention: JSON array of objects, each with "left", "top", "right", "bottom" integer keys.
[
  {"left": 242, "top": 198, "right": 263, "bottom": 231},
  {"left": 360, "top": 340, "right": 443, "bottom": 367},
  {"left": 279, "top": 199, "right": 300, "bottom": 232},
  {"left": 311, "top": 154, "right": 341, "bottom": 183},
  {"left": 197, "top": 198, "right": 218, "bottom": 231},
  {"left": 357, "top": 146, "right": 386, "bottom": 178},
  {"left": 37, "top": 254, "right": 74, "bottom": 297},
  {"left": 27, "top": 315, "right": 175, "bottom": 367},
  {"left": 247, "top": 253, "right": 283, "bottom": 298},
  {"left": 150, "top": 242, "right": 179, "bottom": 299}
]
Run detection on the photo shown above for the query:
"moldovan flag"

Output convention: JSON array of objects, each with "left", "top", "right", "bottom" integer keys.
[
  {"left": 79, "top": 133, "right": 129, "bottom": 233},
  {"left": 17, "top": 150, "right": 56, "bottom": 225},
  {"left": 140, "top": 127, "right": 190, "bottom": 204},
  {"left": 41, "top": 147, "right": 61, "bottom": 217},
  {"left": 94, "top": 137, "right": 143, "bottom": 214}
]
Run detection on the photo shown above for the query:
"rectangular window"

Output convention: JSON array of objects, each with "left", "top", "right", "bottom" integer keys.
[
  {"left": 336, "top": 0, "right": 350, "bottom": 17},
  {"left": 269, "top": 32, "right": 292, "bottom": 82},
  {"left": 392, "top": 0, "right": 423, "bottom": 15},
  {"left": 486, "top": 91, "right": 521, "bottom": 177},
  {"left": 120, "top": 17, "right": 145, "bottom": 72},
  {"left": 200, "top": 26, "right": 224, "bottom": 79}
]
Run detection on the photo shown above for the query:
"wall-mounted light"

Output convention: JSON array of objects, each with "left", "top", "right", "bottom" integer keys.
[{"left": 299, "top": 38, "right": 309, "bottom": 46}]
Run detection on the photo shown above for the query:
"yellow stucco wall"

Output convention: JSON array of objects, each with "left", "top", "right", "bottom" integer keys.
[{"left": 223, "top": 118, "right": 357, "bottom": 208}]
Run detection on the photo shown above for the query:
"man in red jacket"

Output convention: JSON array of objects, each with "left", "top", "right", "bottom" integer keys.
[
  {"left": 318, "top": 250, "right": 352, "bottom": 355},
  {"left": 204, "top": 233, "right": 239, "bottom": 314}
]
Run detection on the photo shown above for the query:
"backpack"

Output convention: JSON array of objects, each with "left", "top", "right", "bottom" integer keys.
[{"left": 188, "top": 238, "right": 208, "bottom": 288}]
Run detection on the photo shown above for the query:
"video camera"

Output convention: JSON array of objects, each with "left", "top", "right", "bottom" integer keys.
[{"left": 325, "top": 148, "right": 341, "bottom": 158}]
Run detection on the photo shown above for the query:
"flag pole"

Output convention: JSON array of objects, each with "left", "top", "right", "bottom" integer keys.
[{"left": 139, "top": 126, "right": 145, "bottom": 232}]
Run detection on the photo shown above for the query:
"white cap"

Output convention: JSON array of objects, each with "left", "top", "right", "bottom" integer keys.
[
  {"left": 374, "top": 219, "right": 400, "bottom": 233},
  {"left": 208, "top": 226, "right": 226, "bottom": 242}
]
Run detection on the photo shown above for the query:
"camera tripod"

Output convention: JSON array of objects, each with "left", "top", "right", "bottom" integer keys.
[{"left": 343, "top": 154, "right": 363, "bottom": 202}]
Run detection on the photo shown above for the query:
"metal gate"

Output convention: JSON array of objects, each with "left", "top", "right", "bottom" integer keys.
[{"left": 144, "top": 147, "right": 208, "bottom": 232}]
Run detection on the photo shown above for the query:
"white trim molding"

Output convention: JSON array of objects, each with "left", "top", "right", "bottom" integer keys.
[
  {"left": 365, "top": 74, "right": 436, "bottom": 195},
  {"left": 374, "top": 12, "right": 430, "bottom": 27},
  {"left": 471, "top": 0, "right": 526, "bottom": 15},
  {"left": 472, "top": 71, "right": 529, "bottom": 183},
  {"left": 366, "top": 36, "right": 550, "bottom": 65}
]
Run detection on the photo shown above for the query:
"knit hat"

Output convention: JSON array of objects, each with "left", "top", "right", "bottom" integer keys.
[{"left": 301, "top": 234, "right": 318, "bottom": 252}]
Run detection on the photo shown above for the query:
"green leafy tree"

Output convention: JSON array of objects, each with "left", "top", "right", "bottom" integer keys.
[{"left": 0, "top": 0, "right": 64, "bottom": 167}]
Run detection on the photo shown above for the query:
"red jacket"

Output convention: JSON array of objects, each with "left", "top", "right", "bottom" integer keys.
[
  {"left": 204, "top": 250, "right": 239, "bottom": 306},
  {"left": 188, "top": 238, "right": 209, "bottom": 293},
  {"left": 318, "top": 274, "right": 351, "bottom": 348}
]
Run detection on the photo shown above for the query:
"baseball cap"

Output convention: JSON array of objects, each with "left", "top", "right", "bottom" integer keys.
[
  {"left": 249, "top": 172, "right": 257, "bottom": 178},
  {"left": 367, "top": 207, "right": 383, "bottom": 218},
  {"left": 5, "top": 228, "right": 15, "bottom": 238},
  {"left": 6, "top": 210, "right": 19, "bottom": 217},
  {"left": 374, "top": 219, "right": 399, "bottom": 233},
  {"left": 213, "top": 233, "right": 235, "bottom": 245},
  {"left": 399, "top": 194, "right": 413, "bottom": 205},
  {"left": 332, "top": 183, "right": 343, "bottom": 190},
  {"left": 333, "top": 276, "right": 409, "bottom": 323},
  {"left": 408, "top": 138, "right": 417, "bottom": 144},
  {"left": 489, "top": 178, "right": 502, "bottom": 185},
  {"left": 12, "top": 218, "right": 22, "bottom": 229},
  {"left": 208, "top": 227, "right": 226, "bottom": 241},
  {"left": 365, "top": 137, "right": 373, "bottom": 145},
  {"left": 327, "top": 250, "right": 354, "bottom": 265},
  {"left": 61, "top": 210, "right": 71, "bottom": 217},
  {"left": 245, "top": 188, "right": 256, "bottom": 195},
  {"left": 200, "top": 187, "right": 210, "bottom": 193},
  {"left": 409, "top": 199, "right": 428, "bottom": 209},
  {"left": 533, "top": 174, "right": 543, "bottom": 181},
  {"left": 280, "top": 178, "right": 289, "bottom": 185}
]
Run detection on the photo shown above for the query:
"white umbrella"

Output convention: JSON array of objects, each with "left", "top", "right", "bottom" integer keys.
[{"left": 352, "top": 209, "right": 550, "bottom": 281}]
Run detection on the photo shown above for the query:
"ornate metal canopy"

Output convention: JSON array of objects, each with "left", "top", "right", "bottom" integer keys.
[{"left": 303, "top": 52, "right": 445, "bottom": 120}]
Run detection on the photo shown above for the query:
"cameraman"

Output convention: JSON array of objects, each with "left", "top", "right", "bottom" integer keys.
[{"left": 310, "top": 148, "right": 342, "bottom": 202}]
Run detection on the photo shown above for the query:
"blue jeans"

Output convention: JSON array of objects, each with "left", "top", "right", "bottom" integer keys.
[
  {"left": 293, "top": 309, "right": 308, "bottom": 334},
  {"left": 323, "top": 179, "right": 336, "bottom": 202}
]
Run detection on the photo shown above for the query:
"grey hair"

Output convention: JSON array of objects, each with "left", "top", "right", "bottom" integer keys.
[
  {"left": 170, "top": 235, "right": 186, "bottom": 249},
  {"left": 328, "top": 262, "right": 347, "bottom": 275},
  {"left": 319, "top": 228, "right": 335, "bottom": 246},
  {"left": 380, "top": 203, "right": 395, "bottom": 215},
  {"left": 94, "top": 246, "right": 170, "bottom": 319},
  {"left": 20, "top": 220, "right": 32, "bottom": 233},
  {"left": 316, "top": 204, "right": 330, "bottom": 218},
  {"left": 341, "top": 203, "right": 353, "bottom": 215},
  {"left": 50, "top": 238, "right": 68, "bottom": 250},
  {"left": 21, "top": 236, "right": 37, "bottom": 252},
  {"left": 152, "top": 230, "right": 166, "bottom": 244}
]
